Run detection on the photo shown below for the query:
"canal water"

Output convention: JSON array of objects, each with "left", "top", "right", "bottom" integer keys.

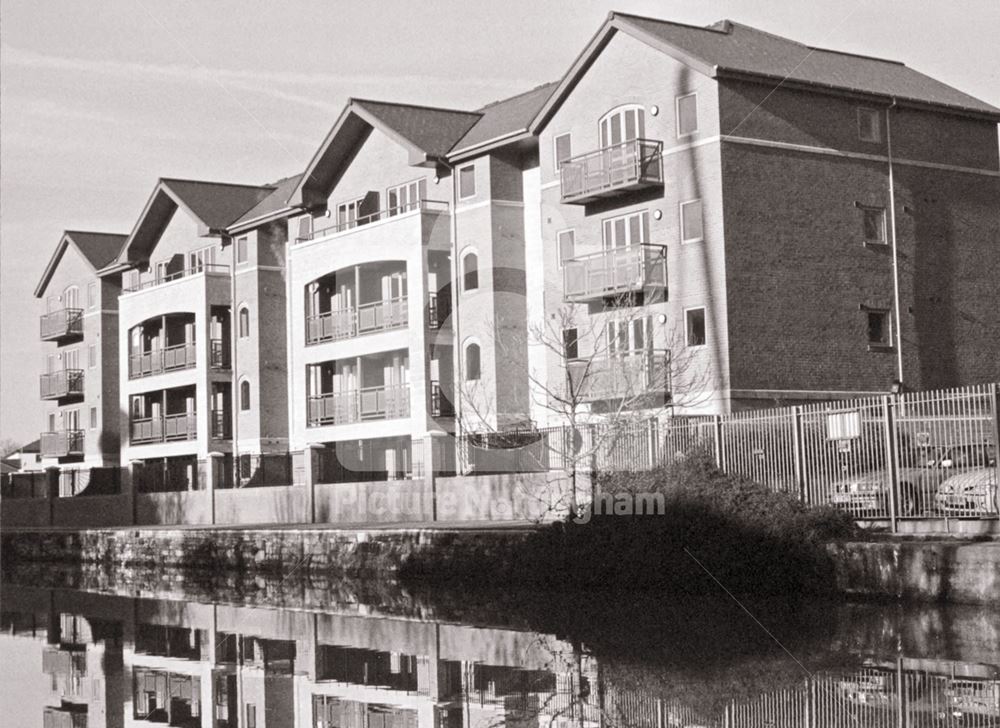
[{"left": 2, "top": 567, "right": 998, "bottom": 728}]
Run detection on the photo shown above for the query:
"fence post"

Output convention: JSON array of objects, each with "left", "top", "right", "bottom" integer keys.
[
  {"left": 44, "top": 466, "right": 59, "bottom": 527},
  {"left": 990, "top": 383, "right": 1000, "bottom": 501},
  {"left": 792, "top": 406, "right": 806, "bottom": 503},
  {"left": 206, "top": 452, "right": 222, "bottom": 525},
  {"left": 882, "top": 395, "right": 899, "bottom": 533},
  {"left": 713, "top": 415, "right": 724, "bottom": 470},
  {"left": 647, "top": 418, "right": 658, "bottom": 469},
  {"left": 303, "top": 444, "right": 322, "bottom": 524}
]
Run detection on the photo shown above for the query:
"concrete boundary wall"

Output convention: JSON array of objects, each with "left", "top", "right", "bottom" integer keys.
[{"left": 1, "top": 471, "right": 575, "bottom": 530}]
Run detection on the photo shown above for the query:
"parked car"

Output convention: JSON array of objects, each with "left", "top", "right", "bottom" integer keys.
[
  {"left": 829, "top": 446, "right": 943, "bottom": 517},
  {"left": 934, "top": 443, "right": 998, "bottom": 516}
]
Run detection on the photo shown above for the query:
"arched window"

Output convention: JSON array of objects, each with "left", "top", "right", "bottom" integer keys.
[
  {"left": 240, "top": 380, "right": 251, "bottom": 411},
  {"left": 464, "top": 341, "right": 481, "bottom": 381},
  {"left": 599, "top": 105, "right": 645, "bottom": 147},
  {"left": 63, "top": 285, "right": 80, "bottom": 310},
  {"left": 462, "top": 251, "right": 479, "bottom": 292},
  {"left": 238, "top": 306, "right": 250, "bottom": 338}
]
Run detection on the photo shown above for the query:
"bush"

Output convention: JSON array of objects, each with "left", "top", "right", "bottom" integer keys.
[{"left": 402, "top": 455, "right": 857, "bottom": 596}]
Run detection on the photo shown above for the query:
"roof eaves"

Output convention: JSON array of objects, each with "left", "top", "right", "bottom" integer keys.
[
  {"left": 33, "top": 235, "right": 71, "bottom": 299},
  {"left": 227, "top": 206, "right": 296, "bottom": 235},
  {"left": 447, "top": 129, "right": 533, "bottom": 162}
]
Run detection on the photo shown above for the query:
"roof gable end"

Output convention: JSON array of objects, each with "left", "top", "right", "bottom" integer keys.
[{"left": 34, "top": 230, "right": 128, "bottom": 298}]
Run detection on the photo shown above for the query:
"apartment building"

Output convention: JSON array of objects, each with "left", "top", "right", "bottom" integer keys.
[
  {"left": 103, "top": 178, "right": 283, "bottom": 492},
  {"left": 34, "top": 232, "right": 126, "bottom": 487},
  {"left": 25, "top": 11, "right": 999, "bottom": 497}
]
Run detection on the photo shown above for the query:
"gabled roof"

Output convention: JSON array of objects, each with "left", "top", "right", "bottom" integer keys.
[
  {"left": 34, "top": 231, "right": 128, "bottom": 298},
  {"left": 290, "top": 99, "right": 482, "bottom": 208},
  {"left": 531, "top": 12, "right": 1000, "bottom": 131},
  {"left": 449, "top": 82, "right": 560, "bottom": 159},
  {"left": 118, "top": 178, "right": 275, "bottom": 264},
  {"left": 230, "top": 174, "right": 304, "bottom": 231}
]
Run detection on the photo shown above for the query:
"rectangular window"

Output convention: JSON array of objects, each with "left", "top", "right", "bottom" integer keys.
[
  {"left": 125, "top": 269, "right": 140, "bottom": 291},
  {"left": 858, "top": 107, "right": 881, "bottom": 143},
  {"left": 866, "top": 309, "right": 892, "bottom": 347},
  {"left": 458, "top": 165, "right": 476, "bottom": 199},
  {"left": 387, "top": 178, "right": 427, "bottom": 215},
  {"left": 49, "top": 413, "right": 56, "bottom": 432},
  {"left": 563, "top": 328, "right": 578, "bottom": 361},
  {"left": 236, "top": 237, "right": 248, "bottom": 264},
  {"left": 686, "top": 308, "right": 706, "bottom": 347},
  {"left": 246, "top": 704, "right": 256, "bottom": 728},
  {"left": 64, "top": 349, "right": 80, "bottom": 370},
  {"left": 90, "top": 407, "right": 97, "bottom": 429},
  {"left": 602, "top": 211, "right": 649, "bottom": 249},
  {"left": 554, "top": 133, "right": 572, "bottom": 170},
  {"left": 298, "top": 215, "right": 313, "bottom": 241},
  {"left": 88, "top": 345, "right": 97, "bottom": 368},
  {"left": 680, "top": 199, "right": 704, "bottom": 243},
  {"left": 557, "top": 229, "right": 576, "bottom": 266},
  {"left": 860, "top": 205, "right": 886, "bottom": 244},
  {"left": 87, "top": 282, "right": 97, "bottom": 309},
  {"left": 336, "top": 198, "right": 363, "bottom": 229},
  {"left": 154, "top": 261, "right": 168, "bottom": 282},
  {"left": 676, "top": 93, "right": 698, "bottom": 137},
  {"left": 189, "top": 245, "right": 216, "bottom": 271}
]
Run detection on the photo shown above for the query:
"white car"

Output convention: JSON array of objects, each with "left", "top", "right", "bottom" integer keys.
[{"left": 934, "top": 444, "right": 998, "bottom": 515}]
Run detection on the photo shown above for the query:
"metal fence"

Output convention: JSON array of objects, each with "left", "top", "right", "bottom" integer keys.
[{"left": 459, "top": 382, "right": 998, "bottom": 526}]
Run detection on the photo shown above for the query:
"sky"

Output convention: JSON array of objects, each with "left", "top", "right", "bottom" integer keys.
[{"left": 1, "top": 0, "right": 998, "bottom": 446}]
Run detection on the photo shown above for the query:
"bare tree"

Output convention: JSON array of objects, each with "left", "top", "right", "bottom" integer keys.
[{"left": 459, "top": 292, "right": 713, "bottom": 519}]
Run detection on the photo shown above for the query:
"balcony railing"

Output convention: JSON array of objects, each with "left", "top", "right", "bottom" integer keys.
[
  {"left": 123, "top": 263, "right": 229, "bottom": 293},
  {"left": 306, "top": 298, "right": 408, "bottom": 345},
  {"left": 567, "top": 350, "right": 670, "bottom": 402},
  {"left": 430, "top": 381, "right": 454, "bottom": 418},
  {"left": 130, "top": 412, "right": 197, "bottom": 444},
  {"left": 129, "top": 342, "right": 196, "bottom": 378},
  {"left": 428, "top": 292, "right": 450, "bottom": 329},
  {"left": 209, "top": 338, "right": 230, "bottom": 368},
  {"left": 40, "top": 369, "right": 84, "bottom": 400},
  {"left": 43, "top": 707, "right": 87, "bottom": 728},
  {"left": 307, "top": 384, "right": 410, "bottom": 427},
  {"left": 40, "top": 429, "right": 85, "bottom": 458},
  {"left": 40, "top": 308, "right": 84, "bottom": 341},
  {"left": 563, "top": 244, "right": 667, "bottom": 302},
  {"left": 296, "top": 200, "right": 449, "bottom": 243},
  {"left": 560, "top": 138, "right": 663, "bottom": 204},
  {"left": 211, "top": 409, "right": 230, "bottom": 439}
]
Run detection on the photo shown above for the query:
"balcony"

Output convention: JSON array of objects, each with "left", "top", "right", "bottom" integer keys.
[
  {"left": 40, "top": 308, "right": 84, "bottom": 341},
  {"left": 40, "top": 430, "right": 85, "bottom": 458},
  {"left": 42, "top": 647, "right": 87, "bottom": 677},
  {"left": 40, "top": 369, "right": 84, "bottom": 400},
  {"left": 428, "top": 292, "right": 450, "bottom": 329},
  {"left": 307, "top": 385, "right": 410, "bottom": 427},
  {"left": 306, "top": 298, "right": 408, "bottom": 345},
  {"left": 130, "top": 413, "right": 197, "bottom": 444},
  {"left": 430, "top": 381, "right": 454, "bottom": 418},
  {"left": 43, "top": 707, "right": 87, "bottom": 728},
  {"left": 567, "top": 350, "right": 670, "bottom": 402},
  {"left": 123, "top": 263, "right": 229, "bottom": 293},
  {"left": 563, "top": 244, "right": 667, "bottom": 302},
  {"left": 559, "top": 138, "right": 663, "bottom": 204},
  {"left": 296, "top": 199, "right": 449, "bottom": 243},
  {"left": 210, "top": 409, "right": 230, "bottom": 439}
]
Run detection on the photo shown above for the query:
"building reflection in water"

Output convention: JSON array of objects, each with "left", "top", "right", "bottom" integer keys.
[{"left": 2, "top": 587, "right": 999, "bottom": 728}]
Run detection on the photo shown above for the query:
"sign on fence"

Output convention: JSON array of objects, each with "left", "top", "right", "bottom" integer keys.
[{"left": 826, "top": 409, "right": 862, "bottom": 441}]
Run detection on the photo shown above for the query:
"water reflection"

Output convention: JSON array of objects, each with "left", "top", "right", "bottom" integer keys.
[{"left": 2, "top": 581, "right": 999, "bottom": 728}]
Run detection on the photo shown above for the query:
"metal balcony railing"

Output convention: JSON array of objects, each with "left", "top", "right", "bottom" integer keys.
[
  {"left": 209, "top": 338, "right": 230, "bottom": 368},
  {"left": 40, "top": 308, "right": 84, "bottom": 341},
  {"left": 123, "top": 263, "right": 229, "bottom": 293},
  {"left": 307, "top": 384, "right": 410, "bottom": 427},
  {"left": 210, "top": 409, "right": 230, "bottom": 439},
  {"left": 563, "top": 244, "right": 667, "bottom": 302},
  {"left": 559, "top": 138, "right": 663, "bottom": 204},
  {"left": 296, "top": 199, "right": 449, "bottom": 243},
  {"left": 306, "top": 298, "right": 408, "bottom": 345},
  {"left": 567, "top": 349, "right": 670, "bottom": 402},
  {"left": 130, "top": 412, "right": 197, "bottom": 444},
  {"left": 40, "top": 429, "right": 85, "bottom": 458},
  {"left": 430, "top": 381, "right": 454, "bottom": 417},
  {"left": 129, "top": 342, "right": 196, "bottom": 378},
  {"left": 428, "top": 292, "right": 450, "bottom": 329},
  {"left": 40, "top": 369, "right": 84, "bottom": 400}
]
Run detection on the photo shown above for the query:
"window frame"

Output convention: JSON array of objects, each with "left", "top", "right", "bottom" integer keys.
[
  {"left": 461, "top": 249, "right": 479, "bottom": 293},
  {"left": 859, "top": 204, "right": 887, "bottom": 246},
  {"left": 685, "top": 307, "right": 707, "bottom": 348},
  {"left": 89, "top": 407, "right": 98, "bottom": 430},
  {"left": 553, "top": 132, "right": 573, "bottom": 171},
  {"left": 464, "top": 340, "right": 482, "bottom": 381},
  {"left": 386, "top": 177, "right": 427, "bottom": 215},
  {"left": 458, "top": 165, "right": 476, "bottom": 200},
  {"left": 865, "top": 308, "right": 893, "bottom": 349},
  {"left": 857, "top": 107, "right": 881, "bottom": 143},
  {"left": 599, "top": 104, "right": 646, "bottom": 147},
  {"left": 675, "top": 92, "right": 699, "bottom": 138},
  {"left": 563, "top": 328, "right": 579, "bottom": 361},
  {"left": 238, "top": 306, "right": 251, "bottom": 338},
  {"left": 240, "top": 379, "right": 251, "bottom": 411},
  {"left": 87, "top": 281, "right": 98, "bottom": 309},
  {"left": 556, "top": 229, "right": 576, "bottom": 267},
  {"left": 602, "top": 210, "right": 649, "bottom": 249},
  {"left": 88, "top": 344, "right": 97, "bottom": 369},
  {"left": 679, "top": 199, "right": 705, "bottom": 244},
  {"left": 236, "top": 236, "right": 249, "bottom": 265}
]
